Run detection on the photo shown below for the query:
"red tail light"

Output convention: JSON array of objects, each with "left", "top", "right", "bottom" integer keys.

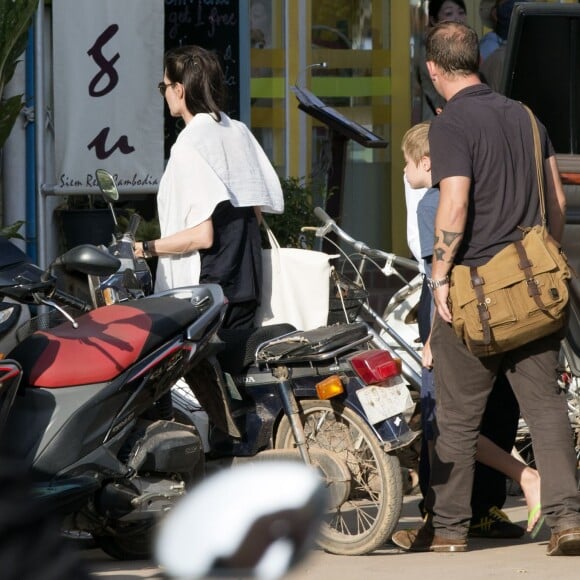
[{"left": 349, "top": 350, "right": 401, "bottom": 385}]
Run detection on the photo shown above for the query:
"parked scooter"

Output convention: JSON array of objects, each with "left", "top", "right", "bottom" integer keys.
[
  {"left": 0, "top": 240, "right": 226, "bottom": 560},
  {"left": 193, "top": 318, "right": 418, "bottom": 556}
]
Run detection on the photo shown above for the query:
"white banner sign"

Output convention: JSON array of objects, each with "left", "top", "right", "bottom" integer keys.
[{"left": 52, "top": 0, "right": 164, "bottom": 190}]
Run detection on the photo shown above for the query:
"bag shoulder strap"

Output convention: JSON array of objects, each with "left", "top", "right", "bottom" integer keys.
[
  {"left": 522, "top": 104, "right": 547, "bottom": 227},
  {"left": 261, "top": 217, "right": 281, "bottom": 250}
]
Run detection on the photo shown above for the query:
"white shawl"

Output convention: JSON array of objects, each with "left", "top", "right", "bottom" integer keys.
[{"left": 155, "top": 113, "right": 284, "bottom": 292}]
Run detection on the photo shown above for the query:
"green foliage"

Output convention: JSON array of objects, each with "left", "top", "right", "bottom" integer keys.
[
  {"left": 0, "top": 0, "right": 39, "bottom": 239},
  {"left": 0, "top": 93, "right": 22, "bottom": 150},
  {"left": 117, "top": 210, "right": 161, "bottom": 242},
  {"left": 0, "top": 219, "right": 25, "bottom": 239},
  {"left": 0, "top": 0, "right": 39, "bottom": 150},
  {"left": 266, "top": 177, "right": 330, "bottom": 248}
]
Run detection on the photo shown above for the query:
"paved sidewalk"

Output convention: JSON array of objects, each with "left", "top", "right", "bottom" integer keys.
[
  {"left": 87, "top": 492, "right": 580, "bottom": 579},
  {"left": 286, "top": 494, "right": 579, "bottom": 580}
]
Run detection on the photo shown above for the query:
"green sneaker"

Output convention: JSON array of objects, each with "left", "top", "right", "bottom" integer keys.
[{"left": 468, "top": 506, "right": 525, "bottom": 539}]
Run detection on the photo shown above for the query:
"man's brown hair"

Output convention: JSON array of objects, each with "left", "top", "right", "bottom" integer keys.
[{"left": 425, "top": 21, "right": 479, "bottom": 76}]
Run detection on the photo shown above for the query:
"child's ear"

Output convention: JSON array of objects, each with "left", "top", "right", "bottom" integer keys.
[{"left": 421, "top": 156, "right": 431, "bottom": 172}]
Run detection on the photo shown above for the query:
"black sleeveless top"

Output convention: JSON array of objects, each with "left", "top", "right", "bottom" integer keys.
[{"left": 199, "top": 201, "right": 262, "bottom": 304}]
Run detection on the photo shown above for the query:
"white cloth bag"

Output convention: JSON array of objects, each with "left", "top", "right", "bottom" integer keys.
[{"left": 255, "top": 221, "right": 335, "bottom": 331}]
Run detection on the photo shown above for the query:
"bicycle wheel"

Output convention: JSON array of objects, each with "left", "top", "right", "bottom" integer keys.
[{"left": 275, "top": 400, "right": 402, "bottom": 555}]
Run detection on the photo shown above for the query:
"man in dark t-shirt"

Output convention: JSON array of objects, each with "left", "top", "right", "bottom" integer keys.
[{"left": 392, "top": 21, "right": 580, "bottom": 557}]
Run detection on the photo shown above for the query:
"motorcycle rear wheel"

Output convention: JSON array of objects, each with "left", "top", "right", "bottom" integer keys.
[{"left": 275, "top": 399, "right": 403, "bottom": 555}]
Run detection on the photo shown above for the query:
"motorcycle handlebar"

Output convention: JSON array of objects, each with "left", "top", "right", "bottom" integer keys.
[
  {"left": 313, "top": 207, "right": 419, "bottom": 272},
  {"left": 53, "top": 289, "right": 92, "bottom": 312},
  {"left": 127, "top": 213, "right": 141, "bottom": 239}
]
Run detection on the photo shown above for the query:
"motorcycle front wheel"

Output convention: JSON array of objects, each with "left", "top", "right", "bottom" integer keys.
[
  {"left": 93, "top": 521, "right": 155, "bottom": 560},
  {"left": 274, "top": 399, "right": 403, "bottom": 555}
]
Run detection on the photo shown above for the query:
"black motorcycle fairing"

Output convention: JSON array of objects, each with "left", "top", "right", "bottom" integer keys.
[
  {"left": 0, "top": 301, "right": 22, "bottom": 336},
  {"left": 0, "top": 380, "right": 134, "bottom": 470},
  {"left": 33, "top": 475, "right": 102, "bottom": 515},
  {"left": 0, "top": 261, "right": 53, "bottom": 300},
  {"left": 0, "top": 237, "right": 30, "bottom": 269},
  {"left": 0, "top": 360, "right": 22, "bottom": 437},
  {"left": 126, "top": 419, "right": 204, "bottom": 477}
]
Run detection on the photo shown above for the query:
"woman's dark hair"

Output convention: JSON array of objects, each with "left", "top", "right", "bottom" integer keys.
[
  {"left": 164, "top": 45, "right": 226, "bottom": 122},
  {"left": 426, "top": 21, "right": 479, "bottom": 76},
  {"left": 428, "top": 0, "right": 467, "bottom": 24}
]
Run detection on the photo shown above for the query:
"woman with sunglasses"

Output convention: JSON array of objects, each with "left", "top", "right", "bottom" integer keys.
[{"left": 136, "top": 45, "right": 283, "bottom": 330}]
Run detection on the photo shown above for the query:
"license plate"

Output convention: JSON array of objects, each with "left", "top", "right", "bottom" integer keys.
[{"left": 356, "top": 384, "right": 414, "bottom": 424}]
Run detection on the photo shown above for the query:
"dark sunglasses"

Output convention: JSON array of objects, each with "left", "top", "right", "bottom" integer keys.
[{"left": 158, "top": 81, "right": 176, "bottom": 96}]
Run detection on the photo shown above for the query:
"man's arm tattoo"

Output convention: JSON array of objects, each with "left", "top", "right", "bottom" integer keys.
[
  {"left": 442, "top": 230, "right": 462, "bottom": 247},
  {"left": 433, "top": 230, "right": 463, "bottom": 263},
  {"left": 433, "top": 247, "right": 446, "bottom": 262}
]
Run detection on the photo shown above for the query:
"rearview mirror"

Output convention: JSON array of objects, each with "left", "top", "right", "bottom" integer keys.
[
  {"left": 95, "top": 169, "right": 120, "bottom": 202},
  {"left": 53, "top": 244, "right": 121, "bottom": 277},
  {"left": 95, "top": 169, "right": 120, "bottom": 229}
]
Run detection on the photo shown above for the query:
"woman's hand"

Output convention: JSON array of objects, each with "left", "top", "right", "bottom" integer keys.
[{"left": 134, "top": 241, "right": 146, "bottom": 259}]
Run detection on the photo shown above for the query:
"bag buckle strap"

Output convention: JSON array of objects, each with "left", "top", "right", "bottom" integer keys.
[
  {"left": 470, "top": 266, "right": 491, "bottom": 345},
  {"left": 514, "top": 240, "right": 546, "bottom": 308}
]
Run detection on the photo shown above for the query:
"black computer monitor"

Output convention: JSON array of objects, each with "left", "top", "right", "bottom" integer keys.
[{"left": 502, "top": 3, "right": 580, "bottom": 156}]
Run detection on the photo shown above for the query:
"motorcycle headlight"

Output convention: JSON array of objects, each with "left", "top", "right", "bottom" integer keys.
[{"left": 0, "top": 303, "right": 21, "bottom": 332}]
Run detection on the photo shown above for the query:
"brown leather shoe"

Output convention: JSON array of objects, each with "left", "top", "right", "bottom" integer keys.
[
  {"left": 546, "top": 527, "right": 580, "bottom": 556},
  {"left": 392, "top": 525, "right": 468, "bottom": 553}
]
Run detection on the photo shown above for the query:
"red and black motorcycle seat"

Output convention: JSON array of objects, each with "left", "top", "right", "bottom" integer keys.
[{"left": 11, "top": 297, "right": 198, "bottom": 388}]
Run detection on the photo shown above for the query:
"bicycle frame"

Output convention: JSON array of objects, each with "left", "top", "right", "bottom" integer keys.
[{"left": 305, "top": 208, "right": 423, "bottom": 391}]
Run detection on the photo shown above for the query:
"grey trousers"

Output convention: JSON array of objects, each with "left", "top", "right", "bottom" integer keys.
[{"left": 426, "top": 314, "right": 580, "bottom": 539}]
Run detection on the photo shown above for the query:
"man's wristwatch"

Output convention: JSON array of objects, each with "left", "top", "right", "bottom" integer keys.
[{"left": 427, "top": 276, "right": 449, "bottom": 289}]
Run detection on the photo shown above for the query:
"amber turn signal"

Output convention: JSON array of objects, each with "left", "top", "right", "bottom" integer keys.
[
  {"left": 316, "top": 375, "right": 344, "bottom": 400},
  {"left": 103, "top": 288, "right": 117, "bottom": 305}
]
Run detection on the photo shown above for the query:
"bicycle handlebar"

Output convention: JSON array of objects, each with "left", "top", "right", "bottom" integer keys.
[{"left": 312, "top": 207, "right": 419, "bottom": 272}]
